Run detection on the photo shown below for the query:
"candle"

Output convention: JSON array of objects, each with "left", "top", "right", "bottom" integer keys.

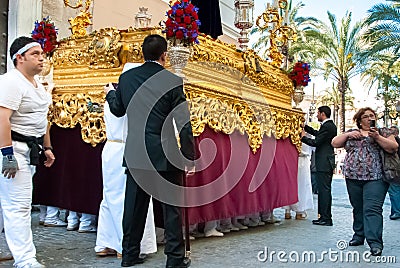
[
  {"left": 285, "top": 8, "right": 289, "bottom": 25},
  {"left": 312, "top": 83, "right": 315, "bottom": 101},
  {"left": 273, "top": 0, "right": 278, "bottom": 8}
]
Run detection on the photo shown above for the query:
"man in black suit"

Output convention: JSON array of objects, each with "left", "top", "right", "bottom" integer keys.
[
  {"left": 105, "top": 34, "right": 195, "bottom": 268},
  {"left": 301, "top": 106, "right": 337, "bottom": 226}
]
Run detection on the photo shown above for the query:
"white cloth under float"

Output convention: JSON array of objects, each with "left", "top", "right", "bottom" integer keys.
[{"left": 284, "top": 143, "right": 314, "bottom": 212}]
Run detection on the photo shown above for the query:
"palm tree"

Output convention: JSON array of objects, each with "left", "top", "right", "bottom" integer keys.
[
  {"left": 318, "top": 83, "right": 354, "bottom": 127},
  {"left": 362, "top": 0, "right": 400, "bottom": 64},
  {"left": 361, "top": 53, "right": 400, "bottom": 126},
  {"left": 290, "top": 11, "right": 365, "bottom": 132}
]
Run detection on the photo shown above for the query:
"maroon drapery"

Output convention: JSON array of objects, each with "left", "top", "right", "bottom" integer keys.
[
  {"left": 33, "top": 125, "right": 104, "bottom": 215},
  {"left": 186, "top": 127, "right": 298, "bottom": 224},
  {"left": 33, "top": 125, "right": 298, "bottom": 222}
]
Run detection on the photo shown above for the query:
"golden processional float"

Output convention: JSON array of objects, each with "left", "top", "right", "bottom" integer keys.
[{"left": 35, "top": 0, "right": 304, "bottom": 223}]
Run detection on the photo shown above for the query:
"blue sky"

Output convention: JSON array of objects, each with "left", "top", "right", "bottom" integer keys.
[
  {"left": 252, "top": 0, "right": 386, "bottom": 109},
  {"left": 254, "top": 0, "right": 383, "bottom": 23}
]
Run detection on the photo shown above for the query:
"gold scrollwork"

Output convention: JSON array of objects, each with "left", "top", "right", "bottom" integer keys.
[
  {"left": 119, "top": 43, "right": 144, "bottom": 65},
  {"left": 184, "top": 86, "right": 302, "bottom": 153},
  {"left": 49, "top": 91, "right": 105, "bottom": 146},
  {"left": 64, "top": 0, "right": 84, "bottom": 9},
  {"left": 88, "top": 28, "right": 122, "bottom": 69},
  {"left": 65, "top": 0, "right": 93, "bottom": 38},
  {"left": 191, "top": 35, "right": 294, "bottom": 96},
  {"left": 50, "top": 27, "right": 303, "bottom": 151},
  {"left": 187, "top": 92, "right": 263, "bottom": 153}
]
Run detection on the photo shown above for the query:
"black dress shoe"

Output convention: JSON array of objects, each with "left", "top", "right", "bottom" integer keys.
[
  {"left": 389, "top": 213, "right": 400, "bottom": 220},
  {"left": 312, "top": 219, "right": 333, "bottom": 226},
  {"left": 370, "top": 248, "right": 382, "bottom": 256},
  {"left": 166, "top": 257, "right": 191, "bottom": 268},
  {"left": 312, "top": 219, "right": 320, "bottom": 223},
  {"left": 121, "top": 257, "right": 145, "bottom": 267},
  {"left": 349, "top": 239, "right": 364, "bottom": 246}
]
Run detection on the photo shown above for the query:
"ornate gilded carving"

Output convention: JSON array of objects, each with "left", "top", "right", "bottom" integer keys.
[
  {"left": 192, "top": 35, "right": 294, "bottom": 97},
  {"left": 52, "top": 37, "right": 90, "bottom": 67},
  {"left": 50, "top": 27, "right": 304, "bottom": 152},
  {"left": 184, "top": 85, "right": 303, "bottom": 153},
  {"left": 256, "top": 0, "right": 297, "bottom": 68},
  {"left": 64, "top": 0, "right": 93, "bottom": 37},
  {"left": 49, "top": 89, "right": 106, "bottom": 146},
  {"left": 88, "top": 28, "right": 122, "bottom": 69}
]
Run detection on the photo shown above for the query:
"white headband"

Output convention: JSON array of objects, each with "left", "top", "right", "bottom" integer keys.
[{"left": 11, "top": 42, "right": 41, "bottom": 60}]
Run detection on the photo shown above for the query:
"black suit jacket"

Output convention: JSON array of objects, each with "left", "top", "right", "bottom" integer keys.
[
  {"left": 106, "top": 62, "right": 195, "bottom": 171},
  {"left": 301, "top": 120, "right": 337, "bottom": 172}
]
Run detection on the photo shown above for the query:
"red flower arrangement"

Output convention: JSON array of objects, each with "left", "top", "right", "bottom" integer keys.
[
  {"left": 289, "top": 61, "right": 311, "bottom": 87},
  {"left": 164, "top": 0, "right": 201, "bottom": 46},
  {"left": 31, "top": 16, "right": 58, "bottom": 55}
]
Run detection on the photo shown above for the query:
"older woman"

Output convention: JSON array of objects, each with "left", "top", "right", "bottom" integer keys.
[{"left": 331, "top": 107, "right": 398, "bottom": 256}]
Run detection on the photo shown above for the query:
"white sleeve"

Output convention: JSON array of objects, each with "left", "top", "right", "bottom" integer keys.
[{"left": 0, "top": 74, "right": 23, "bottom": 110}]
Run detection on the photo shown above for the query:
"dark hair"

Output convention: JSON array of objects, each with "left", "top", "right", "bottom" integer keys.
[
  {"left": 353, "top": 107, "right": 376, "bottom": 129},
  {"left": 9, "top": 36, "right": 37, "bottom": 66},
  {"left": 318, "top": 105, "right": 331, "bottom": 118},
  {"left": 142, "top": 34, "right": 167, "bottom": 61}
]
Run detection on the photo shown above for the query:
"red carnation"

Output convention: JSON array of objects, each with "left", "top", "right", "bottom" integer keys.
[
  {"left": 191, "top": 21, "right": 198, "bottom": 29},
  {"left": 184, "top": 16, "right": 192, "bottom": 24},
  {"left": 175, "top": 17, "right": 182, "bottom": 23},
  {"left": 176, "top": 9, "right": 184, "bottom": 17},
  {"left": 184, "top": 6, "right": 193, "bottom": 14},
  {"left": 191, "top": 12, "right": 198, "bottom": 20},
  {"left": 166, "top": 18, "right": 173, "bottom": 27},
  {"left": 166, "top": 29, "right": 174, "bottom": 38},
  {"left": 175, "top": 30, "right": 184, "bottom": 39}
]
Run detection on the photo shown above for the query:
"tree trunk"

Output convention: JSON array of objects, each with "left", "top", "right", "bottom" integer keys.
[
  {"left": 339, "top": 78, "right": 346, "bottom": 133},
  {"left": 0, "top": 0, "right": 8, "bottom": 74}
]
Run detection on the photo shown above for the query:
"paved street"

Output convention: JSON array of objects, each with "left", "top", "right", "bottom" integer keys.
[{"left": 1, "top": 176, "right": 399, "bottom": 267}]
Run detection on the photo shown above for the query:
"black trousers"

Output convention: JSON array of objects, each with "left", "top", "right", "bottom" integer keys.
[
  {"left": 345, "top": 179, "right": 389, "bottom": 249},
  {"left": 122, "top": 169, "right": 185, "bottom": 266},
  {"left": 316, "top": 171, "right": 333, "bottom": 220}
]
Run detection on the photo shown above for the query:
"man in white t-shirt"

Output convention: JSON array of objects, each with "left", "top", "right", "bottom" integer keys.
[{"left": 0, "top": 36, "right": 55, "bottom": 268}]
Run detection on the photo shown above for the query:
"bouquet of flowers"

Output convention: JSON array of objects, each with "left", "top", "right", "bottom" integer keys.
[
  {"left": 164, "top": 0, "right": 201, "bottom": 46},
  {"left": 31, "top": 16, "right": 58, "bottom": 56},
  {"left": 289, "top": 61, "right": 311, "bottom": 87}
]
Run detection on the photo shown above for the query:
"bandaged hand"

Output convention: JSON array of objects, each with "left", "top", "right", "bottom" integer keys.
[{"left": 2, "top": 155, "right": 18, "bottom": 179}]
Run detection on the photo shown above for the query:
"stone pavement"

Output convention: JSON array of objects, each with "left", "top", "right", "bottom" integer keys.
[{"left": 1, "top": 176, "right": 399, "bottom": 267}]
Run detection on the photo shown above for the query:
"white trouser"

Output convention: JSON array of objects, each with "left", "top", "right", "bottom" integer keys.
[
  {"left": 0, "top": 141, "right": 37, "bottom": 267},
  {"left": 204, "top": 220, "right": 218, "bottom": 233},
  {"left": 67, "top": 211, "right": 95, "bottom": 228},
  {"left": 40, "top": 205, "right": 59, "bottom": 222}
]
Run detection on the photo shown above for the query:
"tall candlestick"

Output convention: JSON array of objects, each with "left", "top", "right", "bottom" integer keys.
[
  {"left": 284, "top": 8, "right": 289, "bottom": 25},
  {"left": 273, "top": 0, "right": 278, "bottom": 8},
  {"left": 312, "top": 83, "right": 315, "bottom": 101}
]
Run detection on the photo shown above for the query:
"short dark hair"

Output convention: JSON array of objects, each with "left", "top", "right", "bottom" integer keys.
[
  {"left": 10, "top": 36, "right": 37, "bottom": 66},
  {"left": 318, "top": 105, "right": 331, "bottom": 118},
  {"left": 142, "top": 34, "right": 167, "bottom": 61},
  {"left": 353, "top": 107, "right": 376, "bottom": 129}
]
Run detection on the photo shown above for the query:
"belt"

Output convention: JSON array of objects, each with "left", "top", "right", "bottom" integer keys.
[
  {"left": 11, "top": 131, "right": 44, "bottom": 165},
  {"left": 108, "top": 139, "right": 124, "bottom": 143}
]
